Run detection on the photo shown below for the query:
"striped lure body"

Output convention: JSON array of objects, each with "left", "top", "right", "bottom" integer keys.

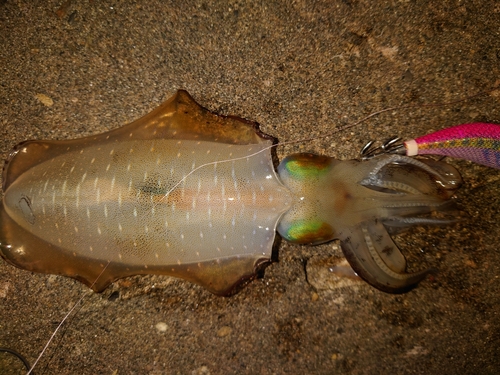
[{"left": 405, "top": 123, "right": 500, "bottom": 169}]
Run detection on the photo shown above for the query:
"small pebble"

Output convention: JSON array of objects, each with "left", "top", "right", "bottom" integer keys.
[
  {"left": 217, "top": 326, "right": 232, "bottom": 337},
  {"left": 192, "top": 365, "right": 210, "bottom": 375},
  {"left": 0, "top": 282, "right": 9, "bottom": 298},
  {"left": 35, "top": 93, "right": 54, "bottom": 107},
  {"left": 155, "top": 322, "right": 168, "bottom": 332}
]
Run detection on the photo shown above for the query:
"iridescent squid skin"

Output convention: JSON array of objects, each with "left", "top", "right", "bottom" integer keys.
[{"left": 0, "top": 90, "right": 462, "bottom": 295}]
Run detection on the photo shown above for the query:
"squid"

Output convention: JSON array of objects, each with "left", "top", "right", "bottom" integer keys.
[{"left": 0, "top": 90, "right": 463, "bottom": 295}]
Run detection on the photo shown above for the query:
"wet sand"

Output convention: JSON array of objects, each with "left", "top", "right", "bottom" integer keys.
[{"left": 1, "top": 1, "right": 500, "bottom": 374}]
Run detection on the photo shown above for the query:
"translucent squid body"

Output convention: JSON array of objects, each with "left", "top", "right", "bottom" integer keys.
[{"left": 0, "top": 90, "right": 462, "bottom": 295}]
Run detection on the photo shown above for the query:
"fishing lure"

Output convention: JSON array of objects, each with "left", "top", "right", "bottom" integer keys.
[
  {"left": 362, "top": 122, "right": 500, "bottom": 169},
  {"left": 0, "top": 90, "right": 462, "bottom": 295}
]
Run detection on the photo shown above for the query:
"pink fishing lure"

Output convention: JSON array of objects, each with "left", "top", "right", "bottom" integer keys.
[{"left": 404, "top": 123, "right": 500, "bottom": 169}]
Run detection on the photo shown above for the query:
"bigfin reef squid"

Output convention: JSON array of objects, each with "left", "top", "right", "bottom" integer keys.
[{"left": 0, "top": 90, "right": 463, "bottom": 295}]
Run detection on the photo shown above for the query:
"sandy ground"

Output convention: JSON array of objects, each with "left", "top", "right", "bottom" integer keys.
[{"left": 1, "top": 1, "right": 500, "bottom": 374}]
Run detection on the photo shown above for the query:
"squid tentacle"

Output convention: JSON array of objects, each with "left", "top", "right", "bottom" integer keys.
[{"left": 340, "top": 223, "right": 435, "bottom": 293}]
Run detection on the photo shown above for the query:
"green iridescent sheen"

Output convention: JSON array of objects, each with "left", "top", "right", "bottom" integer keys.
[
  {"left": 283, "top": 158, "right": 330, "bottom": 180},
  {"left": 283, "top": 219, "right": 327, "bottom": 242}
]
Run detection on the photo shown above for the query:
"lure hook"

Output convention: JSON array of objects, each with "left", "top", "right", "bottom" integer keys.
[{"left": 360, "top": 136, "right": 405, "bottom": 160}]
